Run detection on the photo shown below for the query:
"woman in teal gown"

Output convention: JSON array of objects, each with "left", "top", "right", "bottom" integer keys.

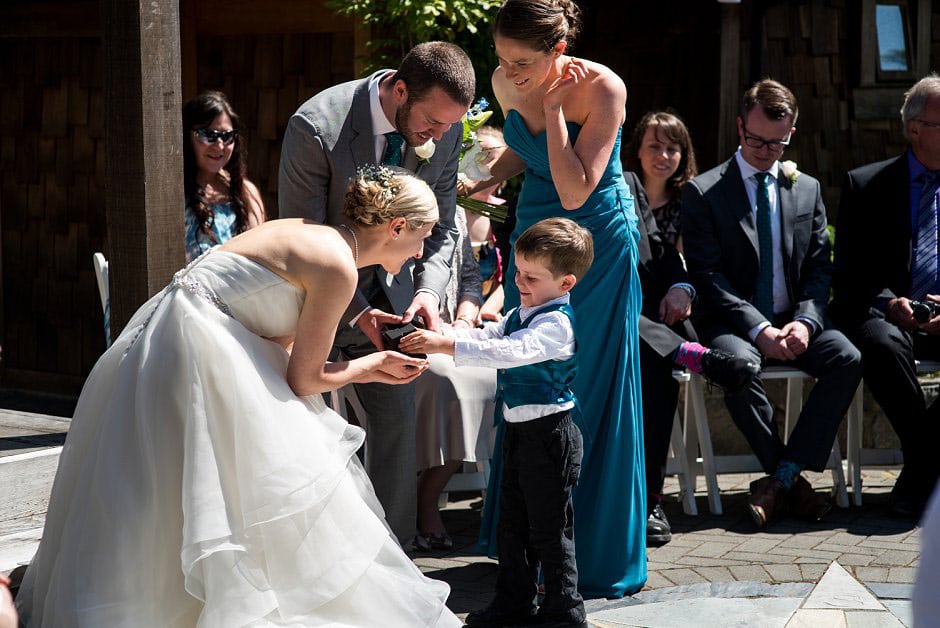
[{"left": 467, "top": 0, "right": 646, "bottom": 599}]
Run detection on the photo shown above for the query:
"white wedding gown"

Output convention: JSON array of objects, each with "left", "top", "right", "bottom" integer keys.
[{"left": 16, "top": 249, "right": 461, "bottom": 628}]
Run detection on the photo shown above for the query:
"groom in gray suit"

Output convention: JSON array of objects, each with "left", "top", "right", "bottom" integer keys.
[
  {"left": 278, "top": 42, "right": 475, "bottom": 543},
  {"left": 682, "top": 79, "right": 862, "bottom": 529}
]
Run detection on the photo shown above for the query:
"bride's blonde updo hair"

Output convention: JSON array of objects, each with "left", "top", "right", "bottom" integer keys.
[{"left": 343, "top": 166, "right": 438, "bottom": 229}]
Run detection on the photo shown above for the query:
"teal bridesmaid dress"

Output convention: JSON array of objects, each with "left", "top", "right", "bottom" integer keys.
[{"left": 477, "top": 110, "right": 647, "bottom": 598}]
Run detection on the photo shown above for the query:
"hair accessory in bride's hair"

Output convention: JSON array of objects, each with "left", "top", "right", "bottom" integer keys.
[{"left": 356, "top": 165, "right": 401, "bottom": 207}]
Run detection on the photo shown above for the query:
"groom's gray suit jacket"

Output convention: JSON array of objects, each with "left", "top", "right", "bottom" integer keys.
[{"left": 278, "top": 71, "right": 460, "bottom": 324}]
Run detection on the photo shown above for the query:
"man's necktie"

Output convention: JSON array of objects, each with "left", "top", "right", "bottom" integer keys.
[
  {"left": 753, "top": 171, "right": 775, "bottom": 319},
  {"left": 382, "top": 132, "right": 404, "bottom": 167},
  {"left": 911, "top": 171, "right": 940, "bottom": 300}
]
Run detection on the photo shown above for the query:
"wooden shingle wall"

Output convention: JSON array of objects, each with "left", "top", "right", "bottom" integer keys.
[
  {"left": 0, "top": 37, "right": 107, "bottom": 392},
  {"left": 194, "top": 32, "right": 354, "bottom": 218},
  {"left": 0, "top": 1, "right": 355, "bottom": 395}
]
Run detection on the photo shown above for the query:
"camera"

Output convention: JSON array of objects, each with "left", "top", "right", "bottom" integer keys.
[
  {"left": 381, "top": 322, "right": 426, "bottom": 358},
  {"left": 910, "top": 299, "right": 940, "bottom": 323}
]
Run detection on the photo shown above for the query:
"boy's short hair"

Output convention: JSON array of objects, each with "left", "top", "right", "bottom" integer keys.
[{"left": 514, "top": 217, "right": 594, "bottom": 280}]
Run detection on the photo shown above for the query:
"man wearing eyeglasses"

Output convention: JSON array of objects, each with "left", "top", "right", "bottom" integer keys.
[
  {"left": 682, "top": 79, "right": 862, "bottom": 529},
  {"left": 832, "top": 74, "right": 940, "bottom": 520}
]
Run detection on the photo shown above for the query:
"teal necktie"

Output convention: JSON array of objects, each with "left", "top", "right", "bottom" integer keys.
[
  {"left": 382, "top": 132, "right": 404, "bottom": 167},
  {"left": 753, "top": 172, "right": 775, "bottom": 319}
]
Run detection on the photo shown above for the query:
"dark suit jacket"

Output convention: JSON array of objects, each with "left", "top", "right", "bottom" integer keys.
[
  {"left": 681, "top": 157, "right": 833, "bottom": 337},
  {"left": 625, "top": 171, "right": 690, "bottom": 312},
  {"left": 831, "top": 154, "right": 912, "bottom": 328},
  {"left": 278, "top": 71, "right": 461, "bottom": 323},
  {"left": 625, "top": 171, "right": 696, "bottom": 354}
]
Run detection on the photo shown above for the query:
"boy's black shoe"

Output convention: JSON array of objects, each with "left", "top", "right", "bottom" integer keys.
[
  {"left": 701, "top": 349, "right": 760, "bottom": 392},
  {"left": 646, "top": 503, "right": 672, "bottom": 546},
  {"left": 464, "top": 604, "right": 538, "bottom": 627}
]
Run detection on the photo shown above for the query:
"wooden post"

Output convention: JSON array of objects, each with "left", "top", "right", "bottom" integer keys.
[
  {"left": 100, "top": 0, "right": 184, "bottom": 337},
  {"left": 717, "top": 4, "right": 742, "bottom": 162}
]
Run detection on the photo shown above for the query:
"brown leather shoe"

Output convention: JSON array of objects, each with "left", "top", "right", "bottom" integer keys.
[
  {"left": 748, "top": 476, "right": 787, "bottom": 528},
  {"left": 788, "top": 475, "right": 832, "bottom": 522}
]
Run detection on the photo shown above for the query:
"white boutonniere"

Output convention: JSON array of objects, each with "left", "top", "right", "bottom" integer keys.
[
  {"left": 780, "top": 160, "right": 800, "bottom": 185},
  {"left": 414, "top": 139, "right": 435, "bottom": 167}
]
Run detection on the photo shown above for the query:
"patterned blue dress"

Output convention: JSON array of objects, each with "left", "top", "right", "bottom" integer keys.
[
  {"left": 184, "top": 201, "right": 238, "bottom": 262},
  {"left": 478, "top": 110, "right": 647, "bottom": 598}
]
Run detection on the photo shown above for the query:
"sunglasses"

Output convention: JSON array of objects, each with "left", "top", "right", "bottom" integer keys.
[{"left": 192, "top": 128, "right": 237, "bottom": 146}]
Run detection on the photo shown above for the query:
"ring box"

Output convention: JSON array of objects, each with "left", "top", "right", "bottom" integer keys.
[{"left": 382, "top": 322, "right": 427, "bottom": 359}]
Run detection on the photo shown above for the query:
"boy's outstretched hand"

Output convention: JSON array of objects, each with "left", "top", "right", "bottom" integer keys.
[{"left": 399, "top": 328, "right": 455, "bottom": 356}]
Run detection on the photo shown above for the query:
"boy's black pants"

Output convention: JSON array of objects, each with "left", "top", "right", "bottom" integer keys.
[{"left": 494, "top": 410, "right": 586, "bottom": 622}]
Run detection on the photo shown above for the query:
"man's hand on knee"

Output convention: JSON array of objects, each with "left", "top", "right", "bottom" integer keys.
[{"left": 756, "top": 326, "right": 797, "bottom": 361}]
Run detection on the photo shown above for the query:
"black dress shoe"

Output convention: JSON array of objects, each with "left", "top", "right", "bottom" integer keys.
[
  {"left": 788, "top": 474, "right": 832, "bottom": 522},
  {"left": 748, "top": 476, "right": 787, "bottom": 528},
  {"left": 465, "top": 603, "right": 538, "bottom": 627},
  {"left": 700, "top": 349, "right": 760, "bottom": 392},
  {"left": 646, "top": 503, "right": 672, "bottom": 546}
]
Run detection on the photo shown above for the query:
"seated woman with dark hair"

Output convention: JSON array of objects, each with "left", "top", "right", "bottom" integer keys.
[
  {"left": 183, "top": 90, "right": 265, "bottom": 261},
  {"left": 630, "top": 110, "right": 698, "bottom": 254}
]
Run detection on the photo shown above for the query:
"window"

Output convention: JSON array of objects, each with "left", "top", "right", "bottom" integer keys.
[{"left": 874, "top": 3, "right": 913, "bottom": 78}]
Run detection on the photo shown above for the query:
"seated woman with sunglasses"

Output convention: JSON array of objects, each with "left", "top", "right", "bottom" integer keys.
[{"left": 184, "top": 91, "right": 266, "bottom": 262}]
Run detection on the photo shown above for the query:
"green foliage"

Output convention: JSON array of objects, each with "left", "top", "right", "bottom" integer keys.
[{"left": 326, "top": 0, "right": 501, "bottom": 105}]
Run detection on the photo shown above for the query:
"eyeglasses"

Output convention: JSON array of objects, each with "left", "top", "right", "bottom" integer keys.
[
  {"left": 192, "top": 128, "right": 237, "bottom": 146},
  {"left": 741, "top": 124, "right": 791, "bottom": 152},
  {"left": 914, "top": 118, "right": 940, "bottom": 130}
]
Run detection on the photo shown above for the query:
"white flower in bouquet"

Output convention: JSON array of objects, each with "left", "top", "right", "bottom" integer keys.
[
  {"left": 779, "top": 160, "right": 800, "bottom": 184},
  {"left": 458, "top": 140, "right": 491, "bottom": 181},
  {"left": 414, "top": 139, "right": 435, "bottom": 163}
]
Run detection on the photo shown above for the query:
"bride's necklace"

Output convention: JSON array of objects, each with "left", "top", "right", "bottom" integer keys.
[{"left": 338, "top": 224, "right": 359, "bottom": 264}]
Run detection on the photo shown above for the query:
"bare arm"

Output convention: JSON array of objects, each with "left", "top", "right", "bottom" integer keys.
[
  {"left": 286, "top": 254, "right": 426, "bottom": 395},
  {"left": 242, "top": 179, "right": 266, "bottom": 228},
  {"left": 543, "top": 62, "right": 626, "bottom": 210}
]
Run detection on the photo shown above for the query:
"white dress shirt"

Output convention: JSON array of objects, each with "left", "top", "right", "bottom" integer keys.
[
  {"left": 734, "top": 151, "right": 816, "bottom": 340},
  {"left": 449, "top": 294, "right": 576, "bottom": 422},
  {"left": 369, "top": 72, "right": 397, "bottom": 162}
]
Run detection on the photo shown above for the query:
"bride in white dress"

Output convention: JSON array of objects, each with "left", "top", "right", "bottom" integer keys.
[{"left": 16, "top": 167, "right": 462, "bottom": 627}]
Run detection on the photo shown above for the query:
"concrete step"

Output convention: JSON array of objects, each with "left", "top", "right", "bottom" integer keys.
[{"left": 0, "top": 409, "right": 70, "bottom": 574}]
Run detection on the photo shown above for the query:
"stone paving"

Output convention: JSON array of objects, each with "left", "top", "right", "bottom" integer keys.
[
  {"left": 420, "top": 467, "right": 921, "bottom": 626},
  {"left": 0, "top": 397, "right": 925, "bottom": 626}
]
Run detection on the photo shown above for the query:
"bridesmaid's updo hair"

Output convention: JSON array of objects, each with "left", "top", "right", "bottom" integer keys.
[
  {"left": 494, "top": 0, "right": 582, "bottom": 51},
  {"left": 343, "top": 166, "right": 438, "bottom": 230}
]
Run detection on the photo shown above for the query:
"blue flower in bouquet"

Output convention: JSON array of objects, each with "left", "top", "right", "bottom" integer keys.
[{"left": 459, "top": 98, "right": 495, "bottom": 180}]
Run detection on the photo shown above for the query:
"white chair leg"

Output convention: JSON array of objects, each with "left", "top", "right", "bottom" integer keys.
[
  {"left": 828, "top": 438, "right": 850, "bottom": 508},
  {"left": 783, "top": 378, "right": 803, "bottom": 440},
  {"left": 846, "top": 383, "right": 864, "bottom": 506},
  {"left": 688, "top": 374, "right": 722, "bottom": 515},
  {"left": 670, "top": 409, "right": 698, "bottom": 516}
]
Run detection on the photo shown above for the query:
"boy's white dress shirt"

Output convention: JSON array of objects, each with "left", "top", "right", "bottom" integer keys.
[{"left": 448, "top": 294, "right": 575, "bottom": 423}]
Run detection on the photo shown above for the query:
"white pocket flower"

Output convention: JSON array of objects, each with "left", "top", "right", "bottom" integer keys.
[
  {"left": 780, "top": 160, "right": 800, "bottom": 184},
  {"left": 414, "top": 140, "right": 436, "bottom": 161}
]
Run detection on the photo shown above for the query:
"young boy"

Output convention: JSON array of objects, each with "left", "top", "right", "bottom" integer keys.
[{"left": 400, "top": 217, "right": 594, "bottom": 628}]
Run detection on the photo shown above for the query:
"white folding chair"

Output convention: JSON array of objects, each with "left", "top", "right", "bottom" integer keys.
[
  {"left": 664, "top": 370, "right": 699, "bottom": 515},
  {"left": 92, "top": 252, "right": 110, "bottom": 347},
  {"left": 683, "top": 366, "right": 851, "bottom": 514}
]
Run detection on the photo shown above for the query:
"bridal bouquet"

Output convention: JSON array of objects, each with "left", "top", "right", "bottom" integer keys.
[{"left": 456, "top": 98, "right": 508, "bottom": 223}]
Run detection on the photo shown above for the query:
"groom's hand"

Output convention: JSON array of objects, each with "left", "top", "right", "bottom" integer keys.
[
  {"left": 357, "top": 308, "right": 403, "bottom": 351},
  {"left": 403, "top": 292, "right": 441, "bottom": 331}
]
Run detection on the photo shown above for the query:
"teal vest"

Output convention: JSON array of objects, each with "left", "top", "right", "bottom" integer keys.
[{"left": 495, "top": 302, "right": 578, "bottom": 410}]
